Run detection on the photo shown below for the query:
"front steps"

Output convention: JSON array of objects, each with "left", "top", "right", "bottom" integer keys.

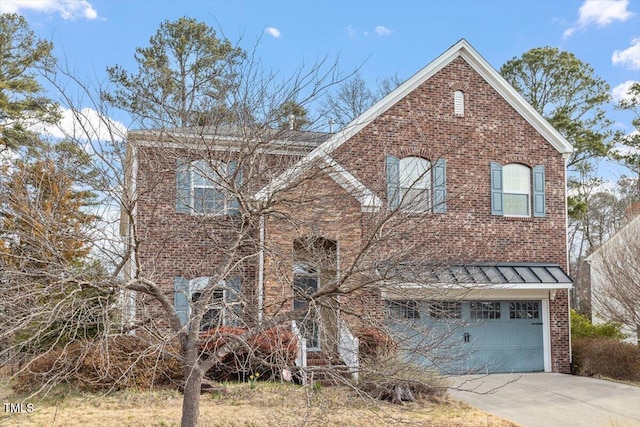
[{"left": 303, "top": 351, "right": 354, "bottom": 386}]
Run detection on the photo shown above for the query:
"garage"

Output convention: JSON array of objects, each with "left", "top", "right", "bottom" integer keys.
[{"left": 382, "top": 263, "right": 572, "bottom": 374}]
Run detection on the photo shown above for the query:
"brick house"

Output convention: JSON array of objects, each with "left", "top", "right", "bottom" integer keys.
[{"left": 124, "top": 40, "right": 573, "bottom": 375}]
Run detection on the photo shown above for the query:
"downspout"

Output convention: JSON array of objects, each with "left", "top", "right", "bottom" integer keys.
[
  {"left": 126, "top": 142, "right": 138, "bottom": 333},
  {"left": 564, "top": 152, "right": 572, "bottom": 372},
  {"left": 258, "top": 214, "right": 265, "bottom": 323}
]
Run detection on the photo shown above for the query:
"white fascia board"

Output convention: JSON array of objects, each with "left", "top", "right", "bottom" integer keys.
[
  {"left": 255, "top": 152, "right": 382, "bottom": 212},
  {"left": 382, "top": 281, "right": 573, "bottom": 292},
  {"left": 130, "top": 137, "right": 312, "bottom": 156},
  {"left": 457, "top": 45, "right": 573, "bottom": 155},
  {"left": 382, "top": 283, "right": 571, "bottom": 301},
  {"left": 320, "top": 154, "right": 382, "bottom": 212},
  {"left": 254, "top": 150, "right": 324, "bottom": 201},
  {"left": 256, "top": 40, "right": 573, "bottom": 202}
]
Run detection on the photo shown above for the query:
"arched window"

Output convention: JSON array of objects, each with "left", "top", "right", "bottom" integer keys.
[
  {"left": 454, "top": 90, "right": 465, "bottom": 116},
  {"left": 502, "top": 164, "right": 531, "bottom": 216},
  {"left": 399, "top": 156, "right": 432, "bottom": 212},
  {"left": 491, "top": 162, "right": 545, "bottom": 217},
  {"left": 386, "top": 155, "right": 447, "bottom": 213}
]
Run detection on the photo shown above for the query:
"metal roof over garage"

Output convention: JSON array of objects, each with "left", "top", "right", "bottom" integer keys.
[{"left": 378, "top": 262, "right": 573, "bottom": 285}]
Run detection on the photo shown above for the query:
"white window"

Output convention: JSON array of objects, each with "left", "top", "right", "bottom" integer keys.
[
  {"left": 174, "top": 276, "right": 242, "bottom": 329},
  {"left": 190, "top": 277, "right": 225, "bottom": 331},
  {"left": 454, "top": 90, "right": 465, "bottom": 116},
  {"left": 491, "top": 162, "right": 546, "bottom": 218},
  {"left": 387, "top": 156, "right": 447, "bottom": 213},
  {"left": 399, "top": 157, "right": 432, "bottom": 212},
  {"left": 191, "top": 160, "right": 227, "bottom": 214},
  {"left": 503, "top": 164, "right": 531, "bottom": 216},
  {"left": 176, "top": 159, "right": 240, "bottom": 215}
]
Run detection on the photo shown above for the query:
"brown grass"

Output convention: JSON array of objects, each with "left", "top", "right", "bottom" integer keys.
[{"left": 0, "top": 381, "right": 518, "bottom": 427}]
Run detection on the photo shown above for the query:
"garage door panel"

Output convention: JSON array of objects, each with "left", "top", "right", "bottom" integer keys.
[{"left": 387, "top": 299, "right": 544, "bottom": 373}]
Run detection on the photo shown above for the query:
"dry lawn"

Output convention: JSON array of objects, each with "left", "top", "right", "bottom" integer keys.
[{"left": 0, "top": 381, "right": 518, "bottom": 427}]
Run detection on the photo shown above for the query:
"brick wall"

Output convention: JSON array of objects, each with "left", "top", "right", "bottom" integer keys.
[{"left": 131, "top": 55, "right": 571, "bottom": 372}]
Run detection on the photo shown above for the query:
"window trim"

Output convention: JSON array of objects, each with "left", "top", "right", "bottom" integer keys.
[
  {"left": 502, "top": 163, "right": 531, "bottom": 217},
  {"left": 174, "top": 276, "right": 242, "bottom": 329},
  {"left": 398, "top": 156, "right": 432, "bottom": 213},
  {"left": 176, "top": 159, "right": 240, "bottom": 216},
  {"left": 491, "top": 162, "right": 546, "bottom": 218},
  {"left": 190, "top": 160, "right": 227, "bottom": 215},
  {"left": 387, "top": 155, "right": 446, "bottom": 214}
]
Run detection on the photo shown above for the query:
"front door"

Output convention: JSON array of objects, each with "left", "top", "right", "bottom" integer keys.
[{"left": 293, "top": 264, "right": 320, "bottom": 350}]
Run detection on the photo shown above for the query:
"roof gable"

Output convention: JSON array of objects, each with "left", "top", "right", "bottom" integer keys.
[{"left": 257, "top": 39, "right": 573, "bottom": 201}]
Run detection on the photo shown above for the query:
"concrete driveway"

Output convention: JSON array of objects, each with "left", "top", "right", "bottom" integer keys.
[{"left": 449, "top": 373, "right": 640, "bottom": 427}]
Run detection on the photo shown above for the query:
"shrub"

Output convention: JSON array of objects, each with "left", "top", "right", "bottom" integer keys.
[
  {"left": 356, "top": 327, "right": 396, "bottom": 360},
  {"left": 200, "top": 327, "right": 298, "bottom": 381},
  {"left": 572, "top": 337, "right": 640, "bottom": 382},
  {"left": 570, "top": 310, "right": 625, "bottom": 339},
  {"left": 13, "top": 335, "right": 182, "bottom": 394}
]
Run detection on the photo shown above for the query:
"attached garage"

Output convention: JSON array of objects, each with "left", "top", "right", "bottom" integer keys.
[{"left": 382, "top": 263, "right": 572, "bottom": 374}]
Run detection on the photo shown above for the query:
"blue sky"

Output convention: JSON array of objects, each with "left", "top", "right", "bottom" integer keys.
[{"left": 3, "top": 0, "right": 640, "bottom": 180}]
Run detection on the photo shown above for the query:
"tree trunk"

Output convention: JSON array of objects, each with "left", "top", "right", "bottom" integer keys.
[{"left": 181, "top": 365, "right": 204, "bottom": 427}]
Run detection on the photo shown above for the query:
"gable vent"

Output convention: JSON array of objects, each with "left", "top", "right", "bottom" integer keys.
[{"left": 454, "top": 90, "right": 465, "bottom": 116}]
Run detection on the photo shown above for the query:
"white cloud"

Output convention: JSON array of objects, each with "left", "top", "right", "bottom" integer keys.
[
  {"left": 33, "top": 107, "right": 126, "bottom": 142},
  {"left": 264, "top": 27, "right": 281, "bottom": 38},
  {"left": 613, "top": 131, "right": 639, "bottom": 156},
  {"left": 563, "top": 0, "right": 634, "bottom": 37},
  {"left": 375, "top": 25, "right": 394, "bottom": 36},
  {"left": 612, "top": 38, "right": 640, "bottom": 70},
  {"left": 0, "top": 0, "right": 98, "bottom": 20},
  {"left": 346, "top": 25, "right": 395, "bottom": 37},
  {"left": 611, "top": 80, "right": 640, "bottom": 102}
]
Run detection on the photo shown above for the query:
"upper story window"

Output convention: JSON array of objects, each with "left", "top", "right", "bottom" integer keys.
[
  {"left": 454, "top": 90, "right": 465, "bottom": 116},
  {"left": 173, "top": 276, "right": 242, "bottom": 330},
  {"left": 491, "top": 162, "right": 546, "bottom": 218},
  {"left": 400, "top": 157, "right": 431, "bottom": 211},
  {"left": 386, "top": 155, "right": 446, "bottom": 213},
  {"left": 176, "top": 159, "right": 240, "bottom": 215},
  {"left": 192, "top": 160, "right": 226, "bottom": 214},
  {"left": 503, "top": 164, "right": 530, "bottom": 216}
]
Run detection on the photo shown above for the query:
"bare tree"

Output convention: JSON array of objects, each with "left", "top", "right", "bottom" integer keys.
[
  {"left": 1, "top": 33, "right": 574, "bottom": 427},
  {"left": 588, "top": 217, "right": 640, "bottom": 343},
  {"left": 319, "top": 72, "right": 401, "bottom": 130}
]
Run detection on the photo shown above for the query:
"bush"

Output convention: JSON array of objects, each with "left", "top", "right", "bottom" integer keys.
[
  {"left": 356, "top": 327, "right": 396, "bottom": 360},
  {"left": 570, "top": 310, "right": 625, "bottom": 339},
  {"left": 572, "top": 337, "right": 640, "bottom": 382},
  {"left": 200, "top": 327, "right": 298, "bottom": 381},
  {"left": 13, "top": 335, "right": 182, "bottom": 394}
]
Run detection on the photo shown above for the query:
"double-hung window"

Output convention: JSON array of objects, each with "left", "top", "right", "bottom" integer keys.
[
  {"left": 173, "top": 276, "right": 242, "bottom": 330},
  {"left": 491, "top": 162, "right": 545, "bottom": 217},
  {"left": 386, "top": 155, "right": 446, "bottom": 213},
  {"left": 176, "top": 159, "right": 241, "bottom": 215}
]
